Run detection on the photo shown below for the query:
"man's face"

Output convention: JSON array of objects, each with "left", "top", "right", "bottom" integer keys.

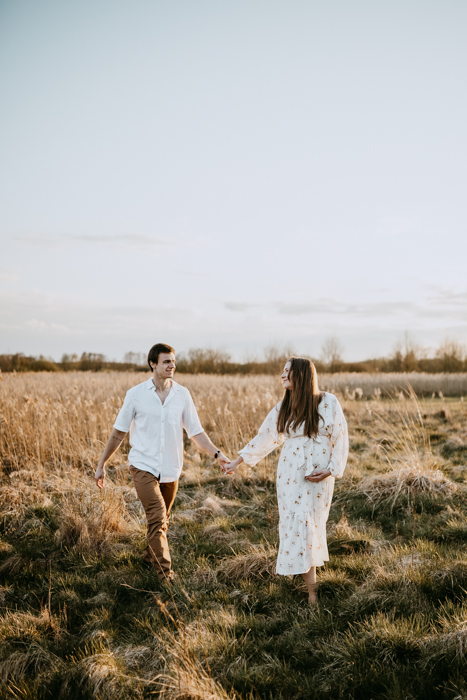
[{"left": 153, "top": 352, "right": 176, "bottom": 379}]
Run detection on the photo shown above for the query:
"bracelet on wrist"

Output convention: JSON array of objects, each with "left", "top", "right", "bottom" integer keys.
[{"left": 214, "top": 450, "right": 220, "bottom": 459}]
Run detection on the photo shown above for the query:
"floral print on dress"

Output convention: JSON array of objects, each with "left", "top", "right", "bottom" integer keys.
[{"left": 238, "top": 393, "right": 348, "bottom": 576}]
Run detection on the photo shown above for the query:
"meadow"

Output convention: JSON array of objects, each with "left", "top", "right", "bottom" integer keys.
[{"left": 1, "top": 371, "right": 467, "bottom": 699}]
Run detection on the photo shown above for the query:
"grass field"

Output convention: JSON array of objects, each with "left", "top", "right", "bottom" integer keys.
[{"left": 1, "top": 372, "right": 467, "bottom": 699}]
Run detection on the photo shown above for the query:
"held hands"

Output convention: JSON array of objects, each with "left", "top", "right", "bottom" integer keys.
[
  {"left": 216, "top": 452, "right": 231, "bottom": 468},
  {"left": 216, "top": 451, "right": 242, "bottom": 475},
  {"left": 305, "top": 468, "right": 331, "bottom": 483},
  {"left": 220, "top": 456, "right": 243, "bottom": 475}
]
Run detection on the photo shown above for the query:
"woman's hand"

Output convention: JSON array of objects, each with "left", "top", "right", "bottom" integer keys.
[
  {"left": 221, "top": 456, "right": 243, "bottom": 474},
  {"left": 305, "top": 468, "right": 331, "bottom": 483}
]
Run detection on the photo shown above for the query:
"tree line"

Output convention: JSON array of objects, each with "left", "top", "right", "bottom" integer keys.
[{"left": 0, "top": 339, "right": 466, "bottom": 374}]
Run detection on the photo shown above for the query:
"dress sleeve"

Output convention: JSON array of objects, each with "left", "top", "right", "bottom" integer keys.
[
  {"left": 238, "top": 404, "right": 286, "bottom": 467},
  {"left": 327, "top": 397, "right": 349, "bottom": 479}
]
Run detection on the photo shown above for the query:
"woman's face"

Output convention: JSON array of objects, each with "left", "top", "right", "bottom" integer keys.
[{"left": 281, "top": 361, "right": 293, "bottom": 390}]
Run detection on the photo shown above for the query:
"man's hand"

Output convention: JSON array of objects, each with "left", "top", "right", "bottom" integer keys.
[
  {"left": 94, "top": 463, "right": 106, "bottom": 489},
  {"left": 305, "top": 468, "right": 331, "bottom": 483},
  {"left": 94, "top": 429, "right": 126, "bottom": 489},
  {"left": 217, "top": 452, "right": 231, "bottom": 468}
]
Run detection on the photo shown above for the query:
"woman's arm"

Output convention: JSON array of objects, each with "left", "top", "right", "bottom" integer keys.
[
  {"left": 305, "top": 467, "right": 331, "bottom": 482},
  {"left": 326, "top": 397, "right": 349, "bottom": 479},
  {"left": 222, "top": 405, "right": 285, "bottom": 476},
  {"left": 304, "top": 398, "right": 348, "bottom": 483}
]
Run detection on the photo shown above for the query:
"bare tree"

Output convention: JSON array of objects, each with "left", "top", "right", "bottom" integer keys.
[
  {"left": 436, "top": 338, "right": 466, "bottom": 372},
  {"left": 320, "top": 336, "right": 344, "bottom": 371},
  {"left": 123, "top": 352, "right": 146, "bottom": 366},
  {"left": 389, "top": 333, "right": 423, "bottom": 372},
  {"left": 264, "top": 344, "right": 295, "bottom": 364}
]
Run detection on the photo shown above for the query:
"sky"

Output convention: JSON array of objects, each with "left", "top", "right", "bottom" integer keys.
[{"left": 1, "top": 0, "right": 466, "bottom": 362}]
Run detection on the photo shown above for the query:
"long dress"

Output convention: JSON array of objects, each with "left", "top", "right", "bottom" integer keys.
[{"left": 238, "top": 392, "right": 349, "bottom": 575}]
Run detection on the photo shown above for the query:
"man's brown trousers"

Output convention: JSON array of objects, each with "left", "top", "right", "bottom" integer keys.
[{"left": 130, "top": 465, "right": 178, "bottom": 580}]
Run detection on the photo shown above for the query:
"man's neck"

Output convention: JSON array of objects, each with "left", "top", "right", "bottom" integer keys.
[{"left": 152, "top": 374, "right": 172, "bottom": 392}]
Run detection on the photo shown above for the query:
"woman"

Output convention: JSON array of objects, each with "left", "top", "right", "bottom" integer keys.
[{"left": 221, "top": 357, "right": 349, "bottom": 603}]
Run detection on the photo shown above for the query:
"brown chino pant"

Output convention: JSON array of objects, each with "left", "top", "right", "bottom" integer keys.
[{"left": 129, "top": 465, "right": 178, "bottom": 580}]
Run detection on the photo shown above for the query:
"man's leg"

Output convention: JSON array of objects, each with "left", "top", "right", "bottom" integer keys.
[
  {"left": 160, "top": 480, "right": 178, "bottom": 524},
  {"left": 130, "top": 466, "right": 173, "bottom": 580}
]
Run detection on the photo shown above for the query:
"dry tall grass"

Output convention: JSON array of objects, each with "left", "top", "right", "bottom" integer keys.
[
  {"left": 318, "top": 371, "right": 467, "bottom": 398},
  {"left": 0, "top": 371, "right": 461, "bottom": 553},
  {"left": 0, "top": 372, "right": 282, "bottom": 472},
  {"left": 1, "top": 371, "right": 464, "bottom": 471}
]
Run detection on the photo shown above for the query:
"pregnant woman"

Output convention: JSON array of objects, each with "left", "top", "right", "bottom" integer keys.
[{"left": 221, "top": 357, "right": 349, "bottom": 604}]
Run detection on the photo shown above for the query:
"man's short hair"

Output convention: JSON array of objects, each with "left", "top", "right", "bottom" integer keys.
[{"left": 147, "top": 343, "right": 175, "bottom": 369}]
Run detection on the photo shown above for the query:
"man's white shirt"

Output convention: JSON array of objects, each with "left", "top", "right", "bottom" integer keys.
[{"left": 114, "top": 379, "right": 203, "bottom": 482}]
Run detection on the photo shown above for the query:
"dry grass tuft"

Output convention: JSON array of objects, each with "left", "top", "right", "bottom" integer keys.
[
  {"left": 362, "top": 464, "right": 457, "bottom": 508},
  {"left": 175, "top": 495, "right": 240, "bottom": 525},
  {"left": 355, "top": 389, "right": 459, "bottom": 508},
  {"left": 327, "top": 516, "right": 385, "bottom": 554},
  {"left": 61, "top": 650, "right": 140, "bottom": 698},
  {"left": 157, "top": 630, "right": 236, "bottom": 700},
  {"left": 158, "top": 658, "right": 235, "bottom": 700},
  {"left": 0, "top": 586, "right": 12, "bottom": 606},
  {"left": 0, "top": 609, "right": 55, "bottom": 641},
  {"left": 0, "top": 641, "right": 63, "bottom": 685},
  {"left": 0, "top": 555, "right": 28, "bottom": 576},
  {"left": 56, "top": 488, "right": 141, "bottom": 552},
  {"left": 201, "top": 496, "right": 240, "bottom": 514},
  {"left": 217, "top": 543, "right": 277, "bottom": 580}
]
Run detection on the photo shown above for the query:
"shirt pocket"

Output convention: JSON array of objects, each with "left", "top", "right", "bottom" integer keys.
[{"left": 168, "top": 406, "right": 181, "bottom": 426}]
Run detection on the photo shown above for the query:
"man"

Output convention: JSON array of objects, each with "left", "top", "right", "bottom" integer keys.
[{"left": 94, "top": 342, "right": 229, "bottom": 582}]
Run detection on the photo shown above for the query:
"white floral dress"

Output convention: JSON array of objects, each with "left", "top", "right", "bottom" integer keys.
[{"left": 238, "top": 392, "right": 348, "bottom": 575}]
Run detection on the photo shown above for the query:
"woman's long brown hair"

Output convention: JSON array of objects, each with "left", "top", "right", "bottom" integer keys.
[{"left": 277, "top": 357, "right": 323, "bottom": 438}]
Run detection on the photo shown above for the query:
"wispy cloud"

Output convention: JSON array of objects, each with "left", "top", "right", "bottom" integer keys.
[
  {"left": 276, "top": 301, "right": 347, "bottom": 315},
  {"left": 375, "top": 216, "right": 424, "bottom": 238},
  {"left": 16, "top": 234, "right": 176, "bottom": 248},
  {"left": 176, "top": 269, "right": 210, "bottom": 277},
  {"left": 25, "top": 319, "right": 70, "bottom": 332},
  {"left": 427, "top": 289, "right": 467, "bottom": 308},
  {"left": 0, "top": 269, "right": 19, "bottom": 284},
  {"left": 65, "top": 234, "right": 174, "bottom": 246},
  {"left": 225, "top": 302, "right": 256, "bottom": 312},
  {"left": 225, "top": 293, "right": 467, "bottom": 322}
]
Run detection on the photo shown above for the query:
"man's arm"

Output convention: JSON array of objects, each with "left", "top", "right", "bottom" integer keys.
[
  {"left": 94, "top": 428, "right": 127, "bottom": 489},
  {"left": 190, "top": 432, "right": 230, "bottom": 467}
]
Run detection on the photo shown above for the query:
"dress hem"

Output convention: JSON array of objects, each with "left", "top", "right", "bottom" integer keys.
[{"left": 276, "top": 556, "right": 329, "bottom": 576}]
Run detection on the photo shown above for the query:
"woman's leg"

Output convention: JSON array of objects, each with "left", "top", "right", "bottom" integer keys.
[{"left": 302, "top": 566, "right": 317, "bottom": 603}]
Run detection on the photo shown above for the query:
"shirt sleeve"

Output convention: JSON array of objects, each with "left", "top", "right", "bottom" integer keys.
[
  {"left": 113, "top": 390, "right": 135, "bottom": 432},
  {"left": 238, "top": 404, "right": 286, "bottom": 467},
  {"left": 327, "top": 397, "right": 349, "bottom": 479},
  {"left": 182, "top": 391, "right": 204, "bottom": 438}
]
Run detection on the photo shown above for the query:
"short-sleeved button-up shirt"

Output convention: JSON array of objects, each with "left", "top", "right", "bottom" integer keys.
[{"left": 113, "top": 379, "right": 203, "bottom": 482}]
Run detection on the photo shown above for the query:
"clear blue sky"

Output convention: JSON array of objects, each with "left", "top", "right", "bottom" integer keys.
[{"left": 1, "top": 0, "right": 466, "bottom": 361}]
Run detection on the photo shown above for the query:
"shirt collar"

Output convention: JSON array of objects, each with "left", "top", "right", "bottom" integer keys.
[{"left": 146, "top": 378, "right": 180, "bottom": 393}]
